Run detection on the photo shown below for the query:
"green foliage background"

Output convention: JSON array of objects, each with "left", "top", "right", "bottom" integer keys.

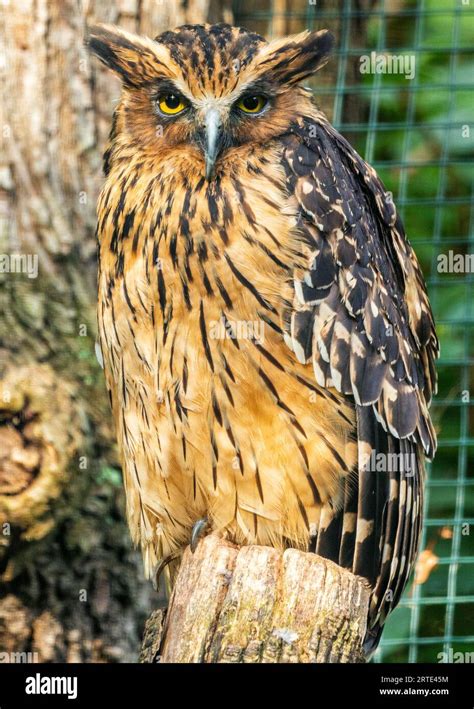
[{"left": 360, "top": 0, "right": 474, "bottom": 663}]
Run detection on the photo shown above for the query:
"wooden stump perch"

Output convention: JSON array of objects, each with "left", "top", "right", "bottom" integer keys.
[{"left": 140, "top": 534, "right": 370, "bottom": 663}]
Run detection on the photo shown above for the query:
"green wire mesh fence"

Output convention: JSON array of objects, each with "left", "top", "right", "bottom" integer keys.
[{"left": 233, "top": 0, "right": 474, "bottom": 662}]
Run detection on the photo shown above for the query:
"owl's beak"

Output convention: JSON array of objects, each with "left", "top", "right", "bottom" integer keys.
[{"left": 203, "top": 108, "right": 223, "bottom": 180}]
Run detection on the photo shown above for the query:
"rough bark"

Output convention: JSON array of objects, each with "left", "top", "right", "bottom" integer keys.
[
  {"left": 0, "top": 0, "right": 229, "bottom": 664},
  {"left": 140, "top": 535, "right": 370, "bottom": 664}
]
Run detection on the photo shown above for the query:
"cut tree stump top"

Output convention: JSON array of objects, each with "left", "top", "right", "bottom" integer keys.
[{"left": 140, "top": 533, "right": 371, "bottom": 663}]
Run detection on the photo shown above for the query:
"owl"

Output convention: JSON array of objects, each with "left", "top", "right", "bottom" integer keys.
[{"left": 88, "top": 23, "right": 438, "bottom": 654}]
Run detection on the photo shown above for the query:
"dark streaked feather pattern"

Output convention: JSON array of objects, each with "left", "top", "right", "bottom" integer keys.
[
  {"left": 281, "top": 115, "right": 438, "bottom": 646},
  {"left": 91, "top": 21, "right": 437, "bottom": 656}
]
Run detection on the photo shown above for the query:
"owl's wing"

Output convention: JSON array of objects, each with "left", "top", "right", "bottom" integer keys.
[{"left": 280, "top": 116, "right": 438, "bottom": 650}]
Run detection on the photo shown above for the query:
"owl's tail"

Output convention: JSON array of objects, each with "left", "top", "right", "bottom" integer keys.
[{"left": 310, "top": 405, "right": 424, "bottom": 656}]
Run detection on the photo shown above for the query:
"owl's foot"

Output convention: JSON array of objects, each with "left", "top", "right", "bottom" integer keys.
[
  {"left": 190, "top": 517, "right": 209, "bottom": 553},
  {"left": 152, "top": 551, "right": 180, "bottom": 591}
]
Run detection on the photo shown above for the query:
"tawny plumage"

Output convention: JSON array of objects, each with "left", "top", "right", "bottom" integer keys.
[{"left": 88, "top": 22, "right": 438, "bottom": 653}]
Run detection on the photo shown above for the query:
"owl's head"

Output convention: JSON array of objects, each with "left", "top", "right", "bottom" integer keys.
[{"left": 87, "top": 23, "right": 333, "bottom": 179}]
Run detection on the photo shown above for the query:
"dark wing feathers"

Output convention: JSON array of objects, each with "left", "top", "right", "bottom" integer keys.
[
  {"left": 281, "top": 116, "right": 438, "bottom": 651},
  {"left": 284, "top": 117, "right": 438, "bottom": 449}
]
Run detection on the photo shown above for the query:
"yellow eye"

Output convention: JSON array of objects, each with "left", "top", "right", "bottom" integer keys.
[
  {"left": 236, "top": 95, "right": 268, "bottom": 114},
  {"left": 158, "top": 93, "right": 187, "bottom": 115}
]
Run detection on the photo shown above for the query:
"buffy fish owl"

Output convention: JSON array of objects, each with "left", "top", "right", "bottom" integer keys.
[{"left": 88, "top": 23, "right": 438, "bottom": 653}]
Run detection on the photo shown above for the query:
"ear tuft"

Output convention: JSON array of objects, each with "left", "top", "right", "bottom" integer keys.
[
  {"left": 251, "top": 29, "right": 335, "bottom": 86},
  {"left": 86, "top": 23, "right": 174, "bottom": 87}
]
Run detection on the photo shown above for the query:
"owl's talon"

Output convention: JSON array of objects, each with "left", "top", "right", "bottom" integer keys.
[
  {"left": 153, "top": 552, "right": 180, "bottom": 591},
  {"left": 190, "top": 517, "right": 209, "bottom": 553}
]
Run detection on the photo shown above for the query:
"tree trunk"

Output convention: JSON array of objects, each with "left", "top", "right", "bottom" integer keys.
[
  {"left": 140, "top": 535, "right": 370, "bottom": 664},
  {"left": 0, "top": 0, "right": 230, "bottom": 664}
]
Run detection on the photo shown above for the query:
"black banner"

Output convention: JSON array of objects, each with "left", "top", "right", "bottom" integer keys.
[{"left": 0, "top": 662, "right": 471, "bottom": 708}]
